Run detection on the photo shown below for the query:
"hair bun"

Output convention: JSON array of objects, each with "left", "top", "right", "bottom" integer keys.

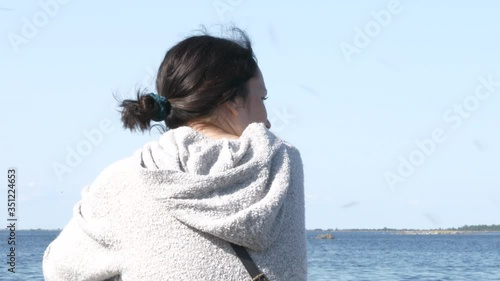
[{"left": 146, "top": 93, "right": 171, "bottom": 121}]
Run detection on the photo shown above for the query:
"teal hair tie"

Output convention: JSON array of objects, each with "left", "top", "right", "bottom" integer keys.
[{"left": 146, "top": 93, "right": 170, "bottom": 121}]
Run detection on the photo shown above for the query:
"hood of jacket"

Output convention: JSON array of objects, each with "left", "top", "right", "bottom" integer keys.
[{"left": 134, "top": 122, "right": 293, "bottom": 251}]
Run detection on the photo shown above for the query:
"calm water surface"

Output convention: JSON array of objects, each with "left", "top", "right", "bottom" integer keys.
[
  {"left": 0, "top": 230, "right": 498, "bottom": 280},
  {"left": 307, "top": 231, "right": 500, "bottom": 281}
]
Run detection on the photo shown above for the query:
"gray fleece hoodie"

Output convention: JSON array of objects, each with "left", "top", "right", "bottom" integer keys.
[{"left": 42, "top": 122, "right": 307, "bottom": 280}]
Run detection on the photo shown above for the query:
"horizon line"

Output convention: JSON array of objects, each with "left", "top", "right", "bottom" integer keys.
[{"left": 3, "top": 224, "right": 499, "bottom": 232}]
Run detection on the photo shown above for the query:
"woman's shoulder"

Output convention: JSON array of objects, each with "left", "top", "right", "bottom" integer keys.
[
  {"left": 81, "top": 153, "right": 141, "bottom": 199},
  {"left": 99, "top": 154, "right": 138, "bottom": 179},
  {"left": 281, "top": 140, "right": 302, "bottom": 160},
  {"left": 280, "top": 140, "right": 304, "bottom": 179}
]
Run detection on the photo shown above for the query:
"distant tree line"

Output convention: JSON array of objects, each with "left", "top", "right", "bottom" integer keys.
[{"left": 450, "top": 224, "right": 500, "bottom": 231}]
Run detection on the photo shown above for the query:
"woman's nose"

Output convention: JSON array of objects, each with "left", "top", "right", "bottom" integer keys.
[{"left": 265, "top": 119, "right": 271, "bottom": 129}]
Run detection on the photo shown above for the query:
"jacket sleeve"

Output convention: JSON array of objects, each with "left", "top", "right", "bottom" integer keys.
[{"left": 43, "top": 182, "right": 122, "bottom": 281}]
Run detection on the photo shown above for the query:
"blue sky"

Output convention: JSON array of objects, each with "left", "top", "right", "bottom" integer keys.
[{"left": 1, "top": 0, "right": 499, "bottom": 230}]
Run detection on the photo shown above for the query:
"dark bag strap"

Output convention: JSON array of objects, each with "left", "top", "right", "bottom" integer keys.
[{"left": 229, "top": 243, "right": 269, "bottom": 281}]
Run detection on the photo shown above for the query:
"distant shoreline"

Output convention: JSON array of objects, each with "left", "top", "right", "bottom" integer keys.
[
  {"left": 307, "top": 224, "right": 500, "bottom": 235},
  {"left": 308, "top": 229, "right": 500, "bottom": 235},
  {"left": 3, "top": 224, "right": 500, "bottom": 233},
  {"left": 0, "top": 229, "right": 62, "bottom": 231}
]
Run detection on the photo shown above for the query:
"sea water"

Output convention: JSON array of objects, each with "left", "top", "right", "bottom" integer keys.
[{"left": 0, "top": 230, "right": 499, "bottom": 280}]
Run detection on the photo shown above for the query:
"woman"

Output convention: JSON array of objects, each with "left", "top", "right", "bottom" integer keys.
[{"left": 42, "top": 27, "right": 306, "bottom": 281}]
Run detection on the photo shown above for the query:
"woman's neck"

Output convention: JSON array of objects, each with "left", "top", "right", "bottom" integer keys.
[{"left": 189, "top": 123, "right": 240, "bottom": 140}]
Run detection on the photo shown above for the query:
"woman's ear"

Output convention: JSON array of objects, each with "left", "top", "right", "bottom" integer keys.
[{"left": 223, "top": 97, "right": 244, "bottom": 116}]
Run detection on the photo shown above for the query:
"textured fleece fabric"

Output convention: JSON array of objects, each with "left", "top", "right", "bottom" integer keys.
[{"left": 42, "top": 122, "right": 307, "bottom": 280}]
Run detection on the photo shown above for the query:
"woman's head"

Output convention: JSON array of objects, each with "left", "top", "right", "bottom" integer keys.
[{"left": 120, "top": 27, "right": 270, "bottom": 135}]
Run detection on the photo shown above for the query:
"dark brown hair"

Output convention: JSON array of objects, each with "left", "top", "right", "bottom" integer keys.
[{"left": 119, "top": 26, "right": 258, "bottom": 133}]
